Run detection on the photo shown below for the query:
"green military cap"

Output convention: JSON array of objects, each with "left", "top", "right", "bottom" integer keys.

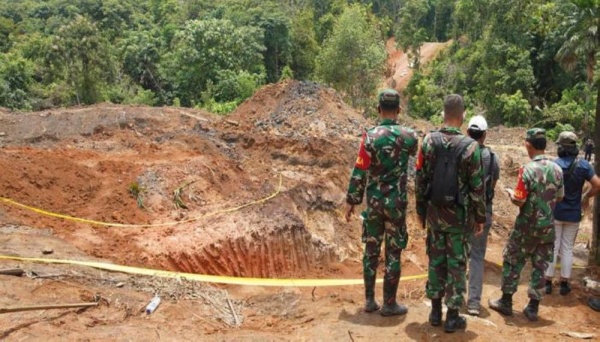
[
  {"left": 378, "top": 89, "right": 401, "bottom": 107},
  {"left": 526, "top": 128, "right": 546, "bottom": 141}
]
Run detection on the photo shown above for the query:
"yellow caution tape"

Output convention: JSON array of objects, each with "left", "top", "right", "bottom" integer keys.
[
  {"left": 491, "top": 261, "right": 586, "bottom": 270},
  {"left": 0, "top": 255, "right": 427, "bottom": 287},
  {"left": 0, "top": 174, "right": 282, "bottom": 228}
]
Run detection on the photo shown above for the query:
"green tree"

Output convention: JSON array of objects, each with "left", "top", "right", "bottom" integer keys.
[
  {"left": 162, "top": 18, "right": 265, "bottom": 107},
  {"left": 48, "top": 15, "right": 113, "bottom": 105},
  {"left": 289, "top": 9, "right": 319, "bottom": 80},
  {"left": 120, "top": 30, "right": 164, "bottom": 100},
  {"left": 315, "top": 4, "right": 386, "bottom": 108},
  {"left": 396, "top": 0, "right": 430, "bottom": 69},
  {"left": 0, "top": 52, "right": 34, "bottom": 109}
]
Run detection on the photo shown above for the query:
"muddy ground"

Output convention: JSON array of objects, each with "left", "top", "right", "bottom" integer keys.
[{"left": 0, "top": 42, "right": 599, "bottom": 341}]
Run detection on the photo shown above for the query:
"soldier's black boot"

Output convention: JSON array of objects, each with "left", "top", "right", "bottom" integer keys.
[
  {"left": 444, "top": 308, "right": 467, "bottom": 333},
  {"left": 545, "top": 279, "right": 552, "bottom": 295},
  {"left": 523, "top": 299, "right": 539, "bottom": 321},
  {"left": 429, "top": 298, "right": 442, "bottom": 326},
  {"left": 489, "top": 293, "right": 513, "bottom": 316},
  {"left": 559, "top": 280, "right": 571, "bottom": 295},
  {"left": 364, "top": 274, "right": 380, "bottom": 313},
  {"left": 380, "top": 278, "right": 408, "bottom": 316}
]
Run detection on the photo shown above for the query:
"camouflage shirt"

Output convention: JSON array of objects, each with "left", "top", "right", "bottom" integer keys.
[
  {"left": 415, "top": 127, "right": 487, "bottom": 233},
  {"left": 346, "top": 119, "right": 418, "bottom": 210},
  {"left": 511, "top": 154, "right": 564, "bottom": 243}
]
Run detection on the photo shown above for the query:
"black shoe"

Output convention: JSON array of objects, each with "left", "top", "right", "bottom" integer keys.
[
  {"left": 364, "top": 298, "right": 380, "bottom": 312},
  {"left": 444, "top": 308, "right": 467, "bottom": 333},
  {"left": 489, "top": 293, "right": 513, "bottom": 316},
  {"left": 380, "top": 302, "right": 408, "bottom": 316},
  {"left": 588, "top": 297, "right": 600, "bottom": 312},
  {"left": 523, "top": 299, "right": 539, "bottom": 321},
  {"left": 429, "top": 298, "right": 442, "bottom": 326},
  {"left": 545, "top": 280, "right": 552, "bottom": 295},
  {"left": 559, "top": 281, "right": 571, "bottom": 296}
]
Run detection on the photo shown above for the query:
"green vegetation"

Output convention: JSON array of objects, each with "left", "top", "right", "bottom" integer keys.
[
  {"left": 0, "top": 0, "right": 398, "bottom": 113},
  {"left": 402, "top": 0, "right": 598, "bottom": 138},
  {"left": 0, "top": 0, "right": 597, "bottom": 134}
]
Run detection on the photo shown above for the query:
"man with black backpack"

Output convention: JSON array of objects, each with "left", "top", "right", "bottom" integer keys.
[
  {"left": 465, "top": 116, "right": 500, "bottom": 317},
  {"left": 416, "top": 94, "right": 487, "bottom": 333}
]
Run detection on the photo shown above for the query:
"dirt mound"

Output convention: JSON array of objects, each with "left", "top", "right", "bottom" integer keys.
[
  {"left": 0, "top": 81, "right": 378, "bottom": 279},
  {"left": 227, "top": 80, "right": 367, "bottom": 139}
]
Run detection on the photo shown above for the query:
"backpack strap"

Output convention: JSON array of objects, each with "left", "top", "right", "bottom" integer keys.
[
  {"left": 483, "top": 147, "right": 496, "bottom": 203},
  {"left": 453, "top": 136, "right": 473, "bottom": 159},
  {"left": 488, "top": 149, "right": 495, "bottom": 178},
  {"left": 566, "top": 157, "right": 579, "bottom": 178}
]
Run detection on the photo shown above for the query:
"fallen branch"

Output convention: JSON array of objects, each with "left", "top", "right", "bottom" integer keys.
[
  {"left": 0, "top": 268, "right": 25, "bottom": 277},
  {"left": 226, "top": 298, "right": 240, "bottom": 328},
  {"left": 225, "top": 120, "right": 239, "bottom": 126},
  {"left": 0, "top": 302, "right": 98, "bottom": 314},
  {"left": 561, "top": 331, "right": 596, "bottom": 339}
]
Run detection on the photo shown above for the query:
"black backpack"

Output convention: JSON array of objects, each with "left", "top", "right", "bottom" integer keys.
[{"left": 427, "top": 131, "right": 474, "bottom": 207}]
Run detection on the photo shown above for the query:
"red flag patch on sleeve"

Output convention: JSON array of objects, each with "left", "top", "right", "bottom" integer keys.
[
  {"left": 416, "top": 148, "right": 424, "bottom": 170},
  {"left": 355, "top": 134, "right": 371, "bottom": 170},
  {"left": 514, "top": 167, "right": 528, "bottom": 200}
]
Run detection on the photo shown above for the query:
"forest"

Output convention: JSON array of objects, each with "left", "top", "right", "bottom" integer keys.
[{"left": 0, "top": 0, "right": 598, "bottom": 137}]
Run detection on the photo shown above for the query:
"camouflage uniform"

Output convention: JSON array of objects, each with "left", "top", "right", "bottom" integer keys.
[
  {"left": 347, "top": 117, "right": 418, "bottom": 307},
  {"left": 501, "top": 131, "right": 564, "bottom": 301},
  {"left": 415, "top": 127, "right": 487, "bottom": 310}
]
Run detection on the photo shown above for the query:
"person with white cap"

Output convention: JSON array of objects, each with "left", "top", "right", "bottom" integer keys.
[
  {"left": 465, "top": 115, "right": 500, "bottom": 316},
  {"left": 545, "top": 131, "right": 600, "bottom": 295}
]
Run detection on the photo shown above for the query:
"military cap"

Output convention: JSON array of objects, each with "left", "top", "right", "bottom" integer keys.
[
  {"left": 526, "top": 128, "right": 546, "bottom": 141},
  {"left": 378, "top": 89, "right": 401, "bottom": 107},
  {"left": 555, "top": 131, "right": 578, "bottom": 146}
]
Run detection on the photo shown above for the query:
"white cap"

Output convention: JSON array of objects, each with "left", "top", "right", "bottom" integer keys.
[{"left": 468, "top": 115, "right": 488, "bottom": 131}]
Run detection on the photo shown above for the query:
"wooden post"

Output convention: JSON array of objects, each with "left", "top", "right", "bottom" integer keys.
[
  {"left": 0, "top": 268, "right": 25, "bottom": 277},
  {"left": 0, "top": 302, "right": 98, "bottom": 314}
]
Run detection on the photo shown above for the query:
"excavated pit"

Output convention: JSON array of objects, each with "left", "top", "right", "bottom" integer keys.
[
  {"left": 0, "top": 81, "right": 371, "bottom": 280},
  {"left": 164, "top": 224, "right": 339, "bottom": 278}
]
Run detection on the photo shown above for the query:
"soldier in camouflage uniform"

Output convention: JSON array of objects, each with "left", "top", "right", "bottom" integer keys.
[
  {"left": 346, "top": 89, "right": 418, "bottom": 316},
  {"left": 415, "top": 94, "right": 487, "bottom": 333},
  {"left": 489, "top": 128, "right": 564, "bottom": 322}
]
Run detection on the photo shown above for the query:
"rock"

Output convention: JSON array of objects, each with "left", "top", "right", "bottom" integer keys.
[
  {"left": 116, "top": 282, "right": 125, "bottom": 288},
  {"left": 0, "top": 132, "right": 5, "bottom": 136},
  {"left": 42, "top": 247, "right": 54, "bottom": 255}
]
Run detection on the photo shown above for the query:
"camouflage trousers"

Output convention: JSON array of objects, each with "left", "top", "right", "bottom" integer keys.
[
  {"left": 425, "top": 229, "right": 469, "bottom": 309},
  {"left": 362, "top": 206, "right": 408, "bottom": 303},
  {"left": 501, "top": 236, "right": 553, "bottom": 300}
]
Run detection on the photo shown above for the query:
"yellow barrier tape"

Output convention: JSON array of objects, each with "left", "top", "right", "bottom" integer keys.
[
  {"left": 0, "top": 174, "right": 282, "bottom": 228},
  {"left": 491, "top": 261, "right": 586, "bottom": 270},
  {"left": 0, "top": 255, "right": 427, "bottom": 287}
]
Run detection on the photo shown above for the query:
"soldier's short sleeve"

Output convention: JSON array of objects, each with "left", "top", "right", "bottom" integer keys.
[
  {"left": 415, "top": 135, "right": 431, "bottom": 216},
  {"left": 513, "top": 166, "right": 529, "bottom": 203},
  {"left": 583, "top": 159, "right": 595, "bottom": 181},
  {"left": 354, "top": 133, "right": 372, "bottom": 171},
  {"left": 346, "top": 133, "right": 370, "bottom": 205}
]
